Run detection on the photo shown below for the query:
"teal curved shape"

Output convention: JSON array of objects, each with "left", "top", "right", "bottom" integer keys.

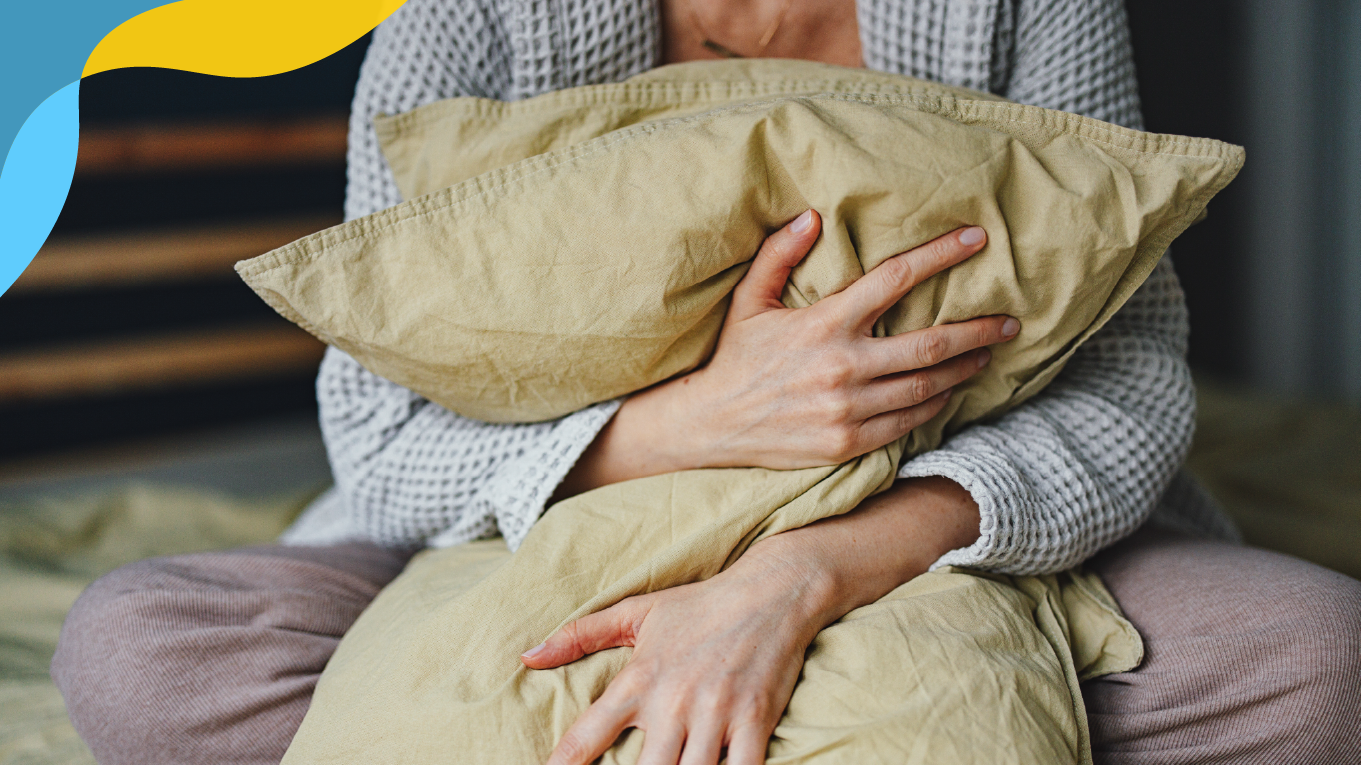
[
  {"left": 0, "top": 81, "right": 80, "bottom": 295},
  {"left": 0, "top": 1, "right": 169, "bottom": 298}
]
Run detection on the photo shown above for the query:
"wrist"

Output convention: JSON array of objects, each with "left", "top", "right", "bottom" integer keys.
[
  {"left": 617, "top": 371, "right": 715, "bottom": 473},
  {"left": 733, "top": 477, "right": 983, "bottom": 627},
  {"left": 722, "top": 534, "right": 846, "bottom": 645},
  {"left": 552, "top": 369, "right": 726, "bottom": 500}
]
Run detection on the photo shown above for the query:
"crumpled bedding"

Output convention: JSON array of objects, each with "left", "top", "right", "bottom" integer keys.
[
  {"left": 0, "top": 485, "right": 310, "bottom": 765},
  {"left": 1188, "top": 382, "right": 1361, "bottom": 580}
]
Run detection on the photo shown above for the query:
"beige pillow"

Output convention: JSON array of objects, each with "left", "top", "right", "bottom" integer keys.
[
  {"left": 238, "top": 59, "right": 1241, "bottom": 461},
  {"left": 254, "top": 61, "right": 1242, "bottom": 765},
  {"left": 376, "top": 59, "right": 1011, "bottom": 200}
]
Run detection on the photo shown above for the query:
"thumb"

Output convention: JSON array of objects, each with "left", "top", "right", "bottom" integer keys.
[
  {"left": 520, "top": 596, "right": 652, "bottom": 670},
  {"left": 727, "top": 209, "right": 821, "bottom": 323}
]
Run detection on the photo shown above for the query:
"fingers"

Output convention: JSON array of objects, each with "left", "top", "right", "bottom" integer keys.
[
  {"left": 676, "top": 719, "right": 723, "bottom": 765},
  {"left": 853, "top": 389, "right": 955, "bottom": 453},
  {"left": 723, "top": 723, "right": 772, "bottom": 765},
  {"left": 635, "top": 724, "right": 685, "bottom": 765},
  {"left": 545, "top": 694, "right": 634, "bottom": 765},
  {"left": 727, "top": 210, "right": 822, "bottom": 324},
  {"left": 861, "top": 315, "right": 1019, "bottom": 379},
  {"left": 521, "top": 597, "right": 651, "bottom": 670},
  {"left": 826, "top": 226, "right": 988, "bottom": 332},
  {"left": 853, "top": 347, "right": 991, "bottom": 420}
]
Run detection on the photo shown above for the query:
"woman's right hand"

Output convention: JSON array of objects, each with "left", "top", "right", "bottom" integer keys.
[{"left": 554, "top": 210, "right": 1018, "bottom": 497}]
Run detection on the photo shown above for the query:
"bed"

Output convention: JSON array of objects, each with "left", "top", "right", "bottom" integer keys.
[{"left": 0, "top": 383, "right": 1356, "bottom": 765}]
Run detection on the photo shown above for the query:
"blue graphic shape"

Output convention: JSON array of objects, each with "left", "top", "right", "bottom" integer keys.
[
  {"left": 0, "top": 81, "right": 81, "bottom": 295},
  {"left": 0, "top": 1, "right": 167, "bottom": 298}
]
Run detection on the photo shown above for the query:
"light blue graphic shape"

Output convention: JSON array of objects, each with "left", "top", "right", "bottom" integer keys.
[
  {"left": 0, "top": 81, "right": 80, "bottom": 295},
  {"left": 0, "top": 0, "right": 168, "bottom": 299}
]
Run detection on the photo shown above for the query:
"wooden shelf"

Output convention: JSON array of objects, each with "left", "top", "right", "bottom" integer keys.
[
  {"left": 75, "top": 117, "right": 349, "bottom": 176},
  {"left": 10, "top": 216, "right": 340, "bottom": 293},
  {"left": 0, "top": 326, "right": 325, "bottom": 403}
]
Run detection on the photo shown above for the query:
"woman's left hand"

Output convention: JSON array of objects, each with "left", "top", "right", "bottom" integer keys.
[
  {"left": 520, "top": 475, "right": 983, "bottom": 765},
  {"left": 519, "top": 536, "right": 838, "bottom": 765}
]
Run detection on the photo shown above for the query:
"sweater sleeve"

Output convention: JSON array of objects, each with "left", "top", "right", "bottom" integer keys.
[
  {"left": 316, "top": 0, "right": 618, "bottom": 552},
  {"left": 898, "top": 0, "right": 1196, "bottom": 574}
]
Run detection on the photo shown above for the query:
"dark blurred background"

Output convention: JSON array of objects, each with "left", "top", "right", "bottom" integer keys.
[
  {"left": 0, "top": 37, "right": 370, "bottom": 487},
  {"left": 1128, "top": 0, "right": 1361, "bottom": 399},
  {"left": 0, "top": 2, "right": 1357, "bottom": 483}
]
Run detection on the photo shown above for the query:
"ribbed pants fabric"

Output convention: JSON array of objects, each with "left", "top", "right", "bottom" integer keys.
[
  {"left": 50, "top": 543, "right": 412, "bottom": 765},
  {"left": 52, "top": 533, "right": 1361, "bottom": 765},
  {"left": 1083, "top": 526, "right": 1361, "bottom": 764}
]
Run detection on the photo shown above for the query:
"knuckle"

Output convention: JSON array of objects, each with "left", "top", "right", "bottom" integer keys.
[
  {"left": 555, "top": 732, "right": 591, "bottom": 761},
  {"left": 896, "top": 407, "right": 926, "bottom": 433},
  {"left": 878, "top": 253, "right": 915, "bottom": 287},
  {"left": 649, "top": 688, "right": 688, "bottom": 720},
  {"left": 741, "top": 697, "right": 772, "bottom": 723},
  {"left": 932, "top": 231, "right": 966, "bottom": 259},
  {"left": 693, "top": 683, "right": 727, "bottom": 710},
  {"left": 557, "top": 622, "right": 581, "bottom": 652},
  {"left": 821, "top": 391, "right": 854, "bottom": 423},
  {"left": 807, "top": 311, "right": 842, "bottom": 342},
  {"left": 905, "top": 373, "right": 934, "bottom": 404},
  {"left": 763, "top": 236, "right": 788, "bottom": 263},
  {"left": 614, "top": 665, "right": 650, "bottom": 692},
  {"left": 977, "top": 319, "right": 999, "bottom": 346},
  {"left": 827, "top": 427, "right": 859, "bottom": 461},
  {"left": 811, "top": 356, "right": 854, "bottom": 391},
  {"left": 916, "top": 331, "right": 949, "bottom": 365}
]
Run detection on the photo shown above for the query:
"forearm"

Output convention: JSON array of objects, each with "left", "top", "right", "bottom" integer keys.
[
  {"left": 745, "top": 476, "right": 981, "bottom": 626},
  {"left": 553, "top": 379, "right": 702, "bottom": 501}
]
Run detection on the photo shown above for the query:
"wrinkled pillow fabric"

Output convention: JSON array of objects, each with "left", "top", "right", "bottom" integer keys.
[
  {"left": 375, "top": 60, "right": 1011, "bottom": 201},
  {"left": 238, "top": 59, "right": 1241, "bottom": 463},
  {"left": 247, "top": 60, "right": 1243, "bottom": 765},
  {"left": 285, "top": 505, "right": 1140, "bottom": 765}
]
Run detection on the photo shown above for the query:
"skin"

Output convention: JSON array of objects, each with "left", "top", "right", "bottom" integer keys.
[{"left": 522, "top": 2, "right": 1018, "bottom": 763}]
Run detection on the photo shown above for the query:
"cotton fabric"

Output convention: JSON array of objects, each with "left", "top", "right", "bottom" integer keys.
[
  {"left": 282, "top": 460, "right": 1141, "bottom": 764},
  {"left": 49, "top": 543, "right": 412, "bottom": 765}
]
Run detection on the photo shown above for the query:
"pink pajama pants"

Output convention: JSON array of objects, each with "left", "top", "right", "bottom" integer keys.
[{"left": 50, "top": 527, "right": 1361, "bottom": 764}]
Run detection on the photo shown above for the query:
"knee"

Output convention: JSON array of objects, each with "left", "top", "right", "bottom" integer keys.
[
  {"left": 50, "top": 558, "right": 199, "bottom": 763},
  {"left": 53, "top": 558, "right": 159, "bottom": 678},
  {"left": 1301, "top": 569, "right": 1361, "bottom": 664},
  {"left": 1269, "top": 566, "right": 1361, "bottom": 748}
]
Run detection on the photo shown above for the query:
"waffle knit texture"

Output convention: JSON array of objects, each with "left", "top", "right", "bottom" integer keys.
[{"left": 296, "top": 0, "right": 1235, "bottom": 571}]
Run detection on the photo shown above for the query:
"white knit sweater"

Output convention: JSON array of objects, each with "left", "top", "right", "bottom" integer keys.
[{"left": 281, "top": 0, "right": 1239, "bottom": 572}]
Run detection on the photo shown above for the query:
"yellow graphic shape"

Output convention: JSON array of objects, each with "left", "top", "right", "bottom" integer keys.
[{"left": 83, "top": 0, "right": 405, "bottom": 78}]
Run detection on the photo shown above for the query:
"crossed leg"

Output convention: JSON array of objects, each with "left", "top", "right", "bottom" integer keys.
[
  {"left": 51, "top": 529, "right": 1361, "bottom": 764},
  {"left": 1084, "top": 526, "right": 1361, "bottom": 764}
]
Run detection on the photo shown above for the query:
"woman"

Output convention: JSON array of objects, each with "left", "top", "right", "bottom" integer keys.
[{"left": 52, "top": 0, "right": 1361, "bottom": 763}]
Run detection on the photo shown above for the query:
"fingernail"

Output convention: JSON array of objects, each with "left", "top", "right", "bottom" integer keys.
[
  {"left": 521, "top": 643, "right": 546, "bottom": 660},
  {"left": 977, "top": 349, "right": 991, "bottom": 369},
  {"left": 1002, "top": 317, "right": 1020, "bottom": 337},
  {"left": 958, "top": 227, "right": 986, "bottom": 246},
  {"left": 942, "top": 388, "right": 953, "bottom": 401},
  {"left": 791, "top": 210, "right": 814, "bottom": 233}
]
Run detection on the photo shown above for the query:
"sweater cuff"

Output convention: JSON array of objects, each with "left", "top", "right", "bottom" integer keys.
[
  {"left": 896, "top": 447, "right": 1029, "bottom": 572},
  {"left": 430, "top": 399, "right": 622, "bottom": 551}
]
